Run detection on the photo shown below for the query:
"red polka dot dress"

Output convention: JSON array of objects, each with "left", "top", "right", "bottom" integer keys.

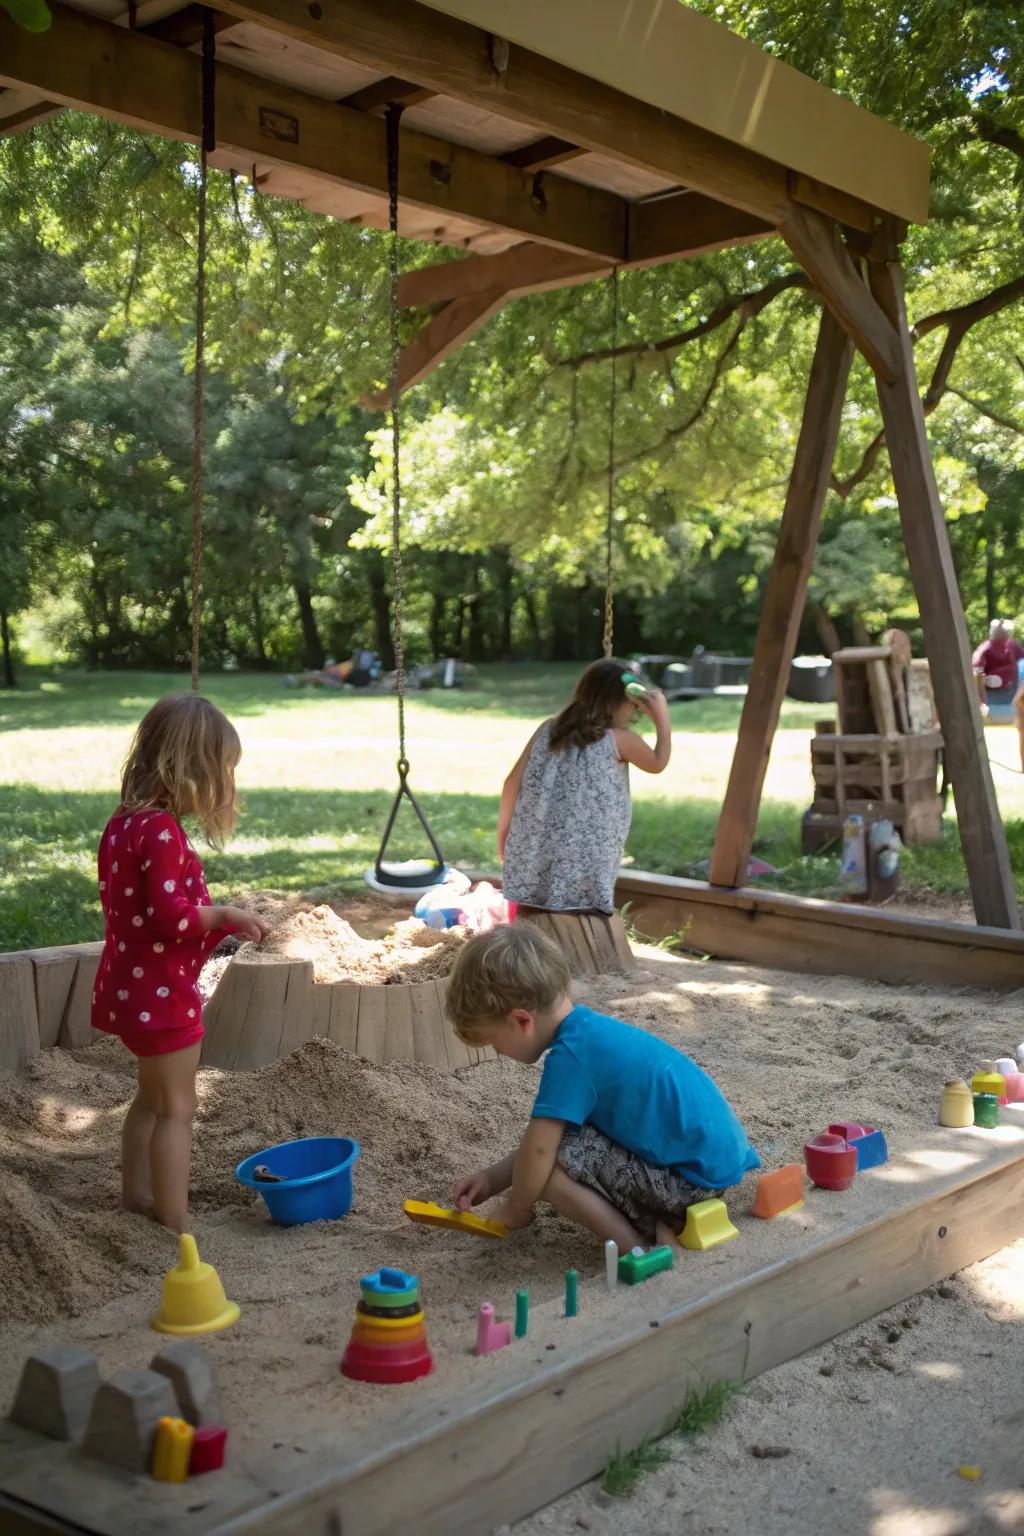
[{"left": 92, "top": 810, "right": 227, "bottom": 1057}]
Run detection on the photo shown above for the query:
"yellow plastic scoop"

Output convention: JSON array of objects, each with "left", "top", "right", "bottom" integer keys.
[{"left": 403, "top": 1199, "right": 507, "bottom": 1240}]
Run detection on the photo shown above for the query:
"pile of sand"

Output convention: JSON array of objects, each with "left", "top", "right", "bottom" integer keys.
[{"left": 243, "top": 903, "right": 468, "bottom": 985}]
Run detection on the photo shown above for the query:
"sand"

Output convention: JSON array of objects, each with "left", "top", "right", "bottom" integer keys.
[
  {"left": 241, "top": 901, "right": 468, "bottom": 984},
  {"left": 1, "top": 945, "right": 1022, "bottom": 1534}
]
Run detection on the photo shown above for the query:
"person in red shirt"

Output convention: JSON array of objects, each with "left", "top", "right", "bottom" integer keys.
[
  {"left": 93, "top": 695, "right": 269, "bottom": 1232},
  {"left": 972, "top": 619, "right": 1024, "bottom": 710}
]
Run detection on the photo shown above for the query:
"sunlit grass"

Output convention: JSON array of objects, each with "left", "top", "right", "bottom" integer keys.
[{"left": 2, "top": 664, "right": 1022, "bottom": 949}]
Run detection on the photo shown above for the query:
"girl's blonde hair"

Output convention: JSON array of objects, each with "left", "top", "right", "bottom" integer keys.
[
  {"left": 120, "top": 694, "right": 241, "bottom": 848},
  {"left": 548, "top": 657, "right": 631, "bottom": 752}
]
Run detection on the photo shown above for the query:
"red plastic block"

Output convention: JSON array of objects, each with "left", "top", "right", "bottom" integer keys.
[
  {"left": 828, "top": 1122, "right": 867, "bottom": 1142},
  {"left": 751, "top": 1164, "right": 804, "bottom": 1218},
  {"left": 804, "top": 1133, "right": 857, "bottom": 1191},
  {"left": 189, "top": 1423, "right": 227, "bottom": 1475}
]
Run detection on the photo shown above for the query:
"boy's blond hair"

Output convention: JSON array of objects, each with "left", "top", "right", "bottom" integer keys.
[
  {"left": 121, "top": 694, "right": 240, "bottom": 848},
  {"left": 446, "top": 924, "right": 570, "bottom": 1043}
]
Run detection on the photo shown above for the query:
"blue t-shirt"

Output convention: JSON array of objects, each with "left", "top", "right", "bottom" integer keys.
[{"left": 532, "top": 1005, "right": 760, "bottom": 1189}]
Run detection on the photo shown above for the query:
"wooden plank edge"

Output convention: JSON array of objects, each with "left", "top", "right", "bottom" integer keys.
[
  {"left": 211, "top": 1141, "right": 1024, "bottom": 1536},
  {"left": 616, "top": 871, "right": 1024, "bottom": 955}
]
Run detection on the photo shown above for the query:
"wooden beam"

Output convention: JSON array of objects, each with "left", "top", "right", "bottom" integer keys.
[
  {"left": 141, "top": 6, "right": 243, "bottom": 47},
  {"left": 709, "top": 309, "right": 853, "bottom": 889},
  {"left": 782, "top": 202, "right": 901, "bottom": 382},
  {"left": 0, "top": 2, "right": 629, "bottom": 259},
  {"left": 502, "top": 136, "right": 586, "bottom": 172},
  {"left": 867, "top": 259, "right": 1020, "bottom": 930},
  {"left": 213, "top": 0, "right": 796, "bottom": 224},
  {"left": 397, "top": 196, "right": 775, "bottom": 311},
  {"left": 364, "top": 288, "right": 507, "bottom": 407},
  {"left": 617, "top": 871, "right": 1024, "bottom": 987},
  {"left": 339, "top": 76, "right": 436, "bottom": 113},
  {"left": 0, "top": 99, "right": 63, "bottom": 138},
  {"left": 787, "top": 171, "right": 877, "bottom": 236}
]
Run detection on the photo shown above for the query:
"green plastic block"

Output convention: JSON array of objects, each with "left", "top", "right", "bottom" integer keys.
[{"left": 617, "top": 1245, "right": 674, "bottom": 1285}]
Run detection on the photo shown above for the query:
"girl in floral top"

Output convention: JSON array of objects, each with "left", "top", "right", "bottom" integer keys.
[{"left": 93, "top": 694, "right": 268, "bottom": 1231}]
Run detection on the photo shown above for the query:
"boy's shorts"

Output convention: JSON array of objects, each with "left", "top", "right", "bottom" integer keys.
[{"left": 557, "top": 1124, "right": 722, "bottom": 1242}]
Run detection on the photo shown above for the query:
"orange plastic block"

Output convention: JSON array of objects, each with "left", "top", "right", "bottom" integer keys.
[{"left": 751, "top": 1164, "right": 805, "bottom": 1219}]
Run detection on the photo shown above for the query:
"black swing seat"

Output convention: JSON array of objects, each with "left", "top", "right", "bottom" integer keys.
[{"left": 365, "top": 760, "right": 448, "bottom": 897}]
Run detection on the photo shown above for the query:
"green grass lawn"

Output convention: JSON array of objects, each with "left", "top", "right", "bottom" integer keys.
[{"left": 3, "top": 664, "right": 1023, "bottom": 950}]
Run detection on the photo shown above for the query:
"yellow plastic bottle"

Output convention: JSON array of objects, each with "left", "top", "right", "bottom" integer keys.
[
  {"left": 939, "top": 1080, "right": 974, "bottom": 1128},
  {"left": 151, "top": 1416, "right": 195, "bottom": 1483}
]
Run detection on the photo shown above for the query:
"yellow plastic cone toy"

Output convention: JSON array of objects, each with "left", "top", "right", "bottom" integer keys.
[{"left": 153, "top": 1235, "right": 240, "bottom": 1336}]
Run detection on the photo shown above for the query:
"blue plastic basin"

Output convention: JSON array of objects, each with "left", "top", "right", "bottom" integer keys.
[{"left": 236, "top": 1136, "right": 360, "bottom": 1226}]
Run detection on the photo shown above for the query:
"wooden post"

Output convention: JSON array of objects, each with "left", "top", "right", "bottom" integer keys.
[
  {"left": 709, "top": 309, "right": 853, "bottom": 888},
  {"left": 868, "top": 259, "right": 1019, "bottom": 929}
]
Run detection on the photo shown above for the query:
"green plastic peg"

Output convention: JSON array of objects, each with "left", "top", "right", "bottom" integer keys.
[
  {"left": 515, "top": 1289, "right": 529, "bottom": 1338},
  {"left": 564, "top": 1269, "right": 578, "bottom": 1317}
]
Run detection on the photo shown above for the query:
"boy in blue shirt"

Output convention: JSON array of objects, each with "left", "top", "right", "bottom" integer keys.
[{"left": 447, "top": 924, "right": 759, "bottom": 1250}]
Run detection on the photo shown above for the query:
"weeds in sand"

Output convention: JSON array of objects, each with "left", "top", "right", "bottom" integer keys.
[
  {"left": 601, "top": 1380, "right": 742, "bottom": 1499},
  {"left": 602, "top": 1436, "right": 671, "bottom": 1496},
  {"left": 619, "top": 904, "right": 694, "bottom": 955},
  {"left": 668, "top": 1379, "right": 744, "bottom": 1436}
]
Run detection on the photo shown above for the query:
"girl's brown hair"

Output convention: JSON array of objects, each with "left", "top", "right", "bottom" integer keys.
[
  {"left": 548, "top": 658, "right": 632, "bottom": 752},
  {"left": 120, "top": 694, "right": 241, "bottom": 847}
]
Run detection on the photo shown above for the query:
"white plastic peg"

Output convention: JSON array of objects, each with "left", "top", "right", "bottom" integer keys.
[{"left": 605, "top": 1240, "right": 618, "bottom": 1291}]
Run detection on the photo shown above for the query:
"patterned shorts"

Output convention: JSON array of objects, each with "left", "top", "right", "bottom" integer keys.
[{"left": 557, "top": 1124, "right": 722, "bottom": 1242}]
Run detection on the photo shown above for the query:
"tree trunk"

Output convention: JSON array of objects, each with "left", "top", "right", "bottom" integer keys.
[
  {"left": 811, "top": 600, "right": 841, "bottom": 656},
  {"left": 251, "top": 587, "right": 268, "bottom": 667},
  {"left": 851, "top": 613, "right": 872, "bottom": 647},
  {"left": 293, "top": 578, "right": 323, "bottom": 669},
  {"left": 523, "top": 590, "right": 543, "bottom": 655},
  {"left": 467, "top": 563, "right": 484, "bottom": 661},
  {"left": 0, "top": 608, "right": 16, "bottom": 688},
  {"left": 984, "top": 540, "right": 996, "bottom": 623},
  {"left": 367, "top": 556, "right": 395, "bottom": 670},
  {"left": 430, "top": 591, "right": 446, "bottom": 658},
  {"left": 496, "top": 549, "right": 514, "bottom": 657}
]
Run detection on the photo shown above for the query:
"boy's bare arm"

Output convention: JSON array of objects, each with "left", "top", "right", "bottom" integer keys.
[{"left": 501, "top": 1116, "right": 565, "bottom": 1225}]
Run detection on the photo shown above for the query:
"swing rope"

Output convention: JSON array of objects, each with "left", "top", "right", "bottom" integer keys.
[
  {"left": 369, "top": 104, "right": 445, "bottom": 889},
  {"left": 602, "top": 265, "right": 619, "bottom": 660},
  {"left": 190, "top": 7, "right": 216, "bottom": 693},
  {"left": 386, "top": 103, "right": 407, "bottom": 766}
]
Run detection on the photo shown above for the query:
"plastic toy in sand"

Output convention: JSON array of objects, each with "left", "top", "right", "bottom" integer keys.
[
  {"left": 804, "top": 1133, "right": 857, "bottom": 1191},
  {"left": 341, "top": 1268, "right": 433, "bottom": 1384},
  {"left": 415, "top": 872, "right": 509, "bottom": 932},
  {"left": 830, "top": 1122, "right": 888, "bottom": 1172},
  {"left": 679, "top": 1198, "right": 739, "bottom": 1250},
  {"left": 939, "top": 1080, "right": 974, "bottom": 1127},
  {"left": 751, "top": 1164, "right": 804, "bottom": 1219},
  {"left": 236, "top": 1135, "right": 360, "bottom": 1225},
  {"left": 475, "top": 1302, "right": 511, "bottom": 1356},
  {"left": 153, "top": 1236, "right": 239, "bottom": 1337},
  {"left": 972, "top": 1066, "right": 1007, "bottom": 1104},
  {"left": 617, "top": 1246, "right": 674, "bottom": 1285},
  {"left": 973, "top": 1092, "right": 1000, "bottom": 1129},
  {"left": 403, "top": 1198, "right": 507, "bottom": 1239}
]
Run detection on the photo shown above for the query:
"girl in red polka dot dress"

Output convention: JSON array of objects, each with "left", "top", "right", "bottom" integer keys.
[{"left": 93, "top": 694, "right": 269, "bottom": 1232}]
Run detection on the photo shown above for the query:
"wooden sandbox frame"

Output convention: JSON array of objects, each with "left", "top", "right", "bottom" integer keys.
[{"left": 2, "top": 1130, "right": 1023, "bottom": 1536}]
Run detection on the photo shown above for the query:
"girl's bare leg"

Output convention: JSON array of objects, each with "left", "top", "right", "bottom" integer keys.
[
  {"left": 121, "top": 1081, "right": 156, "bottom": 1214},
  {"left": 137, "top": 1043, "right": 201, "bottom": 1233},
  {"left": 541, "top": 1164, "right": 641, "bottom": 1250}
]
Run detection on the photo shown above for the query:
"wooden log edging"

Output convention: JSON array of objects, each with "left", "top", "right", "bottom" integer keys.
[
  {"left": 616, "top": 871, "right": 1024, "bottom": 990},
  {"left": 0, "top": 942, "right": 103, "bottom": 1074},
  {"left": 200, "top": 953, "right": 490, "bottom": 1073},
  {"left": 514, "top": 909, "right": 635, "bottom": 977}
]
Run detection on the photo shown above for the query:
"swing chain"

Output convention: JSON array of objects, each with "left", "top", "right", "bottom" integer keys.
[
  {"left": 602, "top": 264, "right": 619, "bottom": 660},
  {"left": 190, "top": 7, "right": 216, "bottom": 693},
  {"left": 386, "top": 103, "right": 407, "bottom": 761}
]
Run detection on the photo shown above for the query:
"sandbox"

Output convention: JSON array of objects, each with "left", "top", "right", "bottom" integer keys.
[{"left": 2, "top": 946, "right": 1023, "bottom": 1536}]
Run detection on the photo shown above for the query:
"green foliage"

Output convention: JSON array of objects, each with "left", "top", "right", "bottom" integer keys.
[
  {"left": 0, "top": 0, "right": 51, "bottom": 32},
  {"left": 667, "top": 1380, "right": 744, "bottom": 1437},
  {"left": 602, "top": 1437, "right": 671, "bottom": 1497}
]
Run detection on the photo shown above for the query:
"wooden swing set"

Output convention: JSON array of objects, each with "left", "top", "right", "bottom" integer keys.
[
  {"left": 4, "top": 0, "right": 1017, "bottom": 947},
  {"left": 3, "top": 6, "right": 1024, "bottom": 1533}
]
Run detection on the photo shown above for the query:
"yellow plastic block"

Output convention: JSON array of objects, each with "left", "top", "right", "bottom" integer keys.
[
  {"left": 679, "top": 1198, "right": 740, "bottom": 1252},
  {"left": 971, "top": 1071, "right": 1005, "bottom": 1099},
  {"left": 958, "top": 1465, "right": 982, "bottom": 1481},
  {"left": 403, "top": 1200, "right": 507, "bottom": 1240},
  {"left": 152, "top": 1416, "right": 195, "bottom": 1483}
]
